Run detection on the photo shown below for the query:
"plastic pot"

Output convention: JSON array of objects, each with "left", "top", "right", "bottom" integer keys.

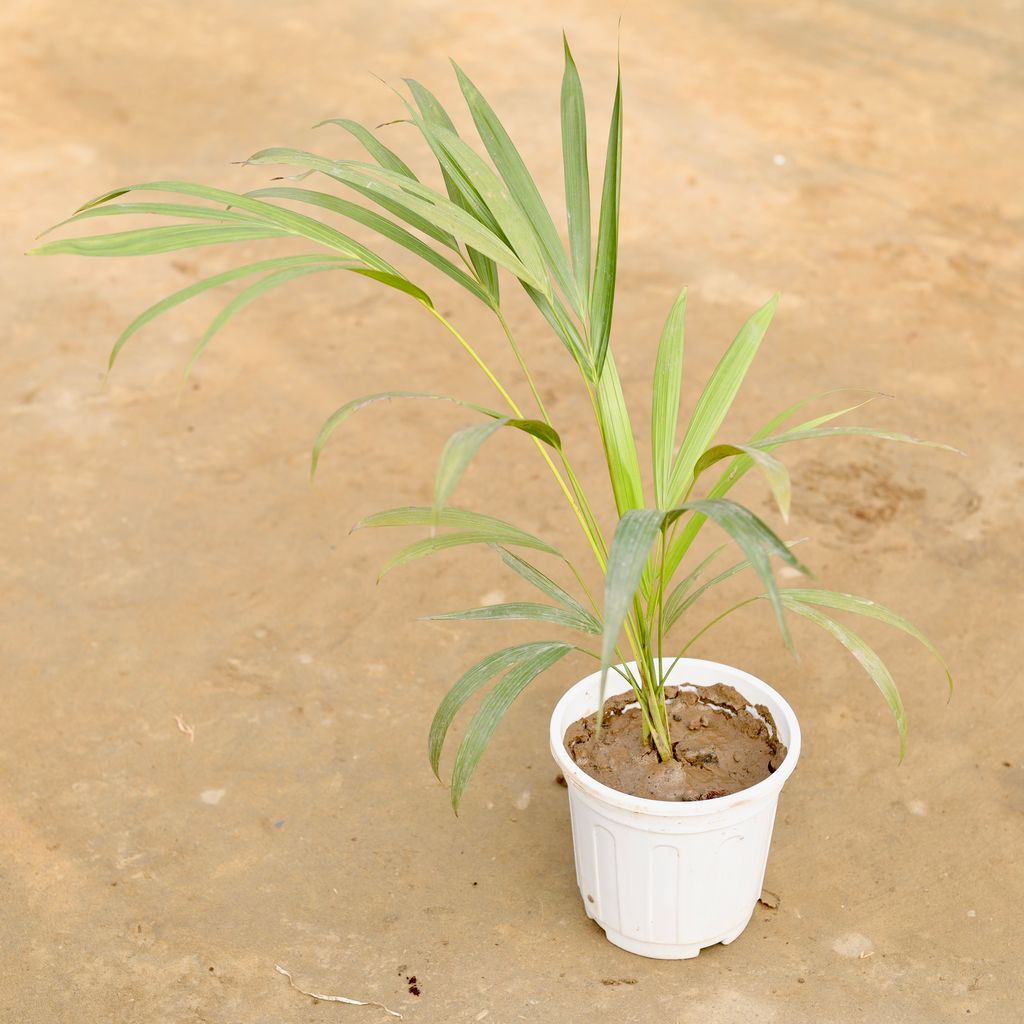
[{"left": 549, "top": 657, "right": 800, "bottom": 960}]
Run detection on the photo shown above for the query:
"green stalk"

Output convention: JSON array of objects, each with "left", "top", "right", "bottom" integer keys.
[
  {"left": 664, "top": 597, "right": 760, "bottom": 678},
  {"left": 427, "top": 307, "right": 606, "bottom": 571},
  {"left": 494, "top": 308, "right": 609, "bottom": 568},
  {"left": 495, "top": 307, "right": 552, "bottom": 423}
]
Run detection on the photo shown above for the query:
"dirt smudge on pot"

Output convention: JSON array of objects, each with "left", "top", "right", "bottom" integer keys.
[{"left": 564, "top": 683, "right": 787, "bottom": 801}]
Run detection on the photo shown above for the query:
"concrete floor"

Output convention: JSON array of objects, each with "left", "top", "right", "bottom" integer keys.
[{"left": 3, "top": 1, "right": 1022, "bottom": 1021}]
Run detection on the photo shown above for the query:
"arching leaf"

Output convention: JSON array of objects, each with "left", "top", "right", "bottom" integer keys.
[
  {"left": 782, "top": 597, "right": 907, "bottom": 758},
  {"left": 311, "top": 391, "right": 501, "bottom": 481},
  {"left": 428, "top": 642, "right": 564, "bottom": 777},
  {"left": 246, "top": 186, "right": 489, "bottom": 302},
  {"left": 433, "top": 417, "right": 561, "bottom": 518},
  {"left": 560, "top": 34, "right": 591, "bottom": 303},
  {"left": 780, "top": 588, "right": 952, "bottom": 693},
  {"left": 424, "top": 601, "right": 599, "bottom": 635},
  {"left": 651, "top": 289, "right": 687, "bottom": 507},
  {"left": 590, "top": 62, "right": 622, "bottom": 376},
  {"left": 691, "top": 443, "right": 791, "bottom": 520},
  {"left": 664, "top": 293, "right": 778, "bottom": 506},
  {"left": 29, "top": 222, "right": 290, "bottom": 258},
  {"left": 451, "top": 642, "right": 573, "bottom": 810}
]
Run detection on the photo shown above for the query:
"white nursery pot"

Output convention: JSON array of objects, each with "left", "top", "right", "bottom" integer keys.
[{"left": 549, "top": 657, "right": 801, "bottom": 960}]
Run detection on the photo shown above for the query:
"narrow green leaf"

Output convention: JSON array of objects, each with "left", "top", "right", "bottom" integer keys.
[
  {"left": 595, "top": 352, "right": 644, "bottom": 513},
  {"left": 402, "top": 78, "right": 496, "bottom": 227},
  {"left": 452, "top": 60, "right": 580, "bottom": 313},
  {"left": 403, "top": 77, "right": 487, "bottom": 220},
  {"left": 782, "top": 598, "right": 907, "bottom": 758},
  {"left": 750, "top": 388, "right": 889, "bottom": 441},
  {"left": 660, "top": 545, "right": 726, "bottom": 630},
  {"left": 590, "top": 63, "right": 622, "bottom": 376},
  {"left": 102, "top": 255, "right": 351, "bottom": 371},
  {"left": 425, "top": 601, "right": 600, "bottom": 635},
  {"left": 671, "top": 499, "right": 809, "bottom": 652},
  {"left": 599, "top": 509, "right": 666, "bottom": 708},
  {"left": 355, "top": 505, "right": 560, "bottom": 540},
  {"left": 381, "top": 531, "right": 556, "bottom": 575},
  {"left": 38, "top": 202, "right": 265, "bottom": 238},
  {"left": 351, "top": 179, "right": 466, "bottom": 252},
  {"left": 560, "top": 34, "right": 591, "bottom": 303},
  {"left": 185, "top": 262, "right": 354, "bottom": 378},
  {"left": 664, "top": 293, "right": 778, "bottom": 506},
  {"left": 429, "top": 642, "right": 559, "bottom": 777},
  {"left": 245, "top": 150, "right": 544, "bottom": 288},
  {"left": 753, "top": 425, "right": 962, "bottom": 456},
  {"left": 404, "top": 78, "right": 502, "bottom": 298},
  {"left": 468, "top": 247, "right": 501, "bottom": 302},
  {"left": 665, "top": 559, "right": 754, "bottom": 634},
  {"left": 73, "top": 186, "right": 131, "bottom": 211},
  {"left": 434, "top": 418, "right": 510, "bottom": 519},
  {"left": 29, "top": 222, "right": 290, "bottom": 258},
  {"left": 314, "top": 117, "right": 418, "bottom": 177},
  {"left": 433, "top": 416, "right": 562, "bottom": 518},
  {"left": 651, "top": 289, "right": 688, "bottom": 507},
  {"left": 663, "top": 540, "right": 804, "bottom": 632},
  {"left": 311, "top": 391, "right": 502, "bottom": 480},
  {"left": 401, "top": 81, "right": 493, "bottom": 229},
  {"left": 403, "top": 78, "right": 458, "bottom": 130},
  {"left": 246, "top": 186, "right": 489, "bottom": 303},
  {"left": 503, "top": 418, "right": 562, "bottom": 450},
  {"left": 663, "top": 389, "right": 899, "bottom": 582},
  {"left": 311, "top": 120, "right": 463, "bottom": 249},
  {"left": 692, "top": 443, "right": 791, "bottom": 520},
  {"left": 780, "top": 588, "right": 952, "bottom": 693},
  {"left": 451, "top": 642, "right": 573, "bottom": 810},
  {"left": 523, "top": 285, "right": 593, "bottom": 373},
  {"left": 493, "top": 546, "right": 597, "bottom": 626},
  {"left": 347, "top": 268, "right": 432, "bottom": 304},
  {"left": 354, "top": 506, "right": 560, "bottom": 574},
  {"left": 72, "top": 180, "right": 399, "bottom": 271},
  {"left": 415, "top": 118, "right": 551, "bottom": 293}
]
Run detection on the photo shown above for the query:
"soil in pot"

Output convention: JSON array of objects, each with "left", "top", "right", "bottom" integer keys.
[{"left": 564, "top": 683, "right": 787, "bottom": 802}]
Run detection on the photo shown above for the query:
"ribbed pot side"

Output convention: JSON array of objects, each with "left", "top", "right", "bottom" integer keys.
[{"left": 549, "top": 658, "right": 801, "bottom": 960}]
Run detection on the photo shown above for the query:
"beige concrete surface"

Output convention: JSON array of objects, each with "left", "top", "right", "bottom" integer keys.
[{"left": 3, "top": 1, "right": 1022, "bottom": 1021}]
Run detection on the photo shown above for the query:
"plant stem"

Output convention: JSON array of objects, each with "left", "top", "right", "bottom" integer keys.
[
  {"left": 494, "top": 308, "right": 609, "bottom": 569},
  {"left": 495, "top": 308, "right": 551, "bottom": 423},
  {"left": 426, "top": 306, "right": 519, "bottom": 410},
  {"left": 664, "top": 596, "right": 760, "bottom": 678},
  {"left": 428, "top": 306, "right": 606, "bottom": 573}
]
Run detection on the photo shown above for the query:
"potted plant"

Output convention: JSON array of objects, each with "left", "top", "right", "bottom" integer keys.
[{"left": 31, "top": 36, "right": 954, "bottom": 959}]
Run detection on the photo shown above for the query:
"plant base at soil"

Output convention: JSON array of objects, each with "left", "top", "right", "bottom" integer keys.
[{"left": 564, "top": 682, "right": 787, "bottom": 801}]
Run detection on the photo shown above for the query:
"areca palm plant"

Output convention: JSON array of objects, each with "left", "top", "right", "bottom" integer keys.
[{"left": 32, "top": 38, "right": 953, "bottom": 810}]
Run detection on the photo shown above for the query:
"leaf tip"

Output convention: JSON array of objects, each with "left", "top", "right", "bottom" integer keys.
[{"left": 562, "top": 30, "right": 575, "bottom": 63}]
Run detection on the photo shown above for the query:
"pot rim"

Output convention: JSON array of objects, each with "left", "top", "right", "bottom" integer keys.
[{"left": 550, "top": 657, "right": 801, "bottom": 817}]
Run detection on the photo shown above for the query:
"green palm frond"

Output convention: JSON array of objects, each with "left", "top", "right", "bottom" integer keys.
[{"left": 32, "top": 35, "right": 955, "bottom": 809}]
